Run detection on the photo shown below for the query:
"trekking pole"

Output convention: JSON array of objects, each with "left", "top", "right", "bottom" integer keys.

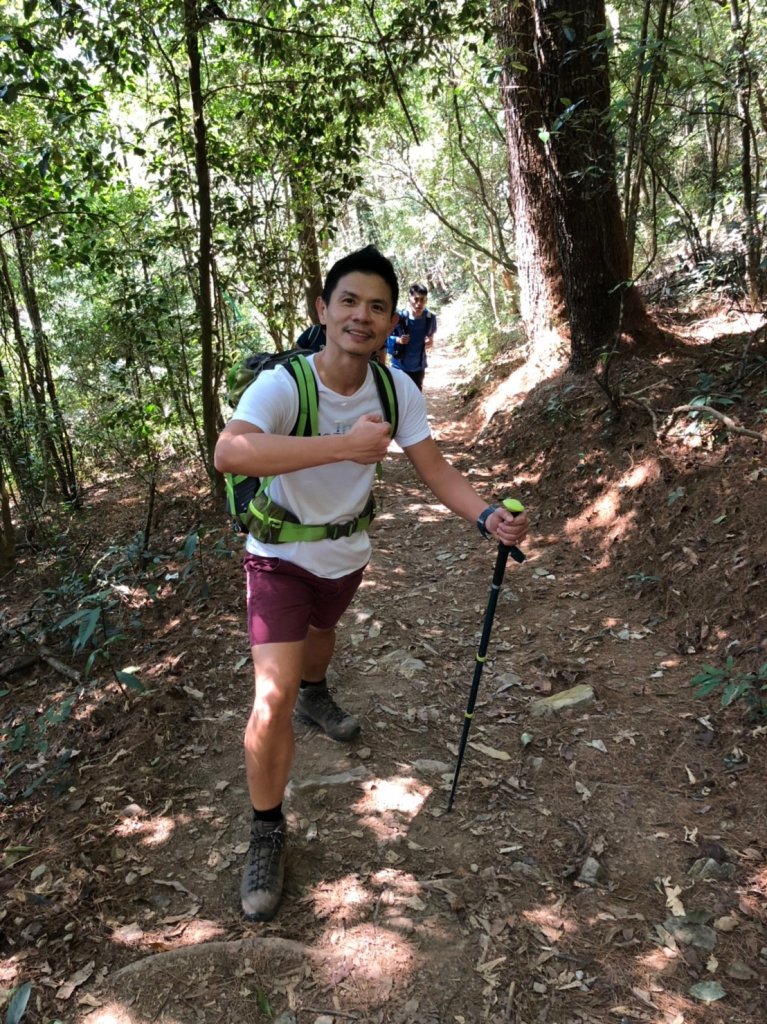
[{"left": 447, "top": 499, "right": 526, "bottom": 812}]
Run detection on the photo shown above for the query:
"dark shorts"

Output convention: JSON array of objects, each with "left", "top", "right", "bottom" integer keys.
[{"left": 244, "top": 555, "right": 365, "bottom": 645}]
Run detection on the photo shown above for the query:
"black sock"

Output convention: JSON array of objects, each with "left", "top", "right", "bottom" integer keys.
[
  {"left": 253, "top": 803, "right": 282, "bottom": 823},
  {"left": 300, "top": 677, "right": 326, "bottom": 689}
]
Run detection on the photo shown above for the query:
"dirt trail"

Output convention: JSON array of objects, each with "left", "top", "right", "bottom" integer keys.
[{"left": 1, "top": 330, "right": 765, "bottom": 1024}]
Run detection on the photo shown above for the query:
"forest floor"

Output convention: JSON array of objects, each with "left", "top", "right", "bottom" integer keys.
[{"left": 1, "top": 301, "right": 766, "bottom": 1024}]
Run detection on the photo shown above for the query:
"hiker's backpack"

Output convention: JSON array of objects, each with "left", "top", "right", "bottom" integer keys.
[
  {"left": 295, "top": 322, "right": 326, "bottom": 353},
  {"left": 224, "top": 351, "right": 399, "bottom": 539}
]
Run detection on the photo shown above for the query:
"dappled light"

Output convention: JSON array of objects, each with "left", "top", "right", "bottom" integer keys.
[
  {"left": 84, "top": 1005, "right": 142, "bottom": 1024},
  {"left": 113, "top": 813, "right": 176, "bottom": 848},
  {"left": 351, "top": 775, "right": 431, "bottom": 841},
  {"left": 110, "top": 918, "right": 224, "bottom": 950},
  {"left": 564, "top": 478, "right": 639, "bottom": 564},
  {"left": 307, "top": 874, "right": 374, "bottom": 920},
  {"left": 522, "top": 900, "right": 579, "bottom": 941}
]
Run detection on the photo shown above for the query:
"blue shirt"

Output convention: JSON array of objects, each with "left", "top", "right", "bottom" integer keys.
[{"left": 387, "top": 310, "right": 437, "bottom": 372}]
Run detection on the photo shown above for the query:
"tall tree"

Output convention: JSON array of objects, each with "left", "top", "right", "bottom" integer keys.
[{"left": 495, "top": 0, "right": 663, "bottom": 372}]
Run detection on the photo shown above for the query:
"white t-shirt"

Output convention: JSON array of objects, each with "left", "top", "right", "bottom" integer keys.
[{"left": 232, "top": 355, "right": 431, "bottom": 578}]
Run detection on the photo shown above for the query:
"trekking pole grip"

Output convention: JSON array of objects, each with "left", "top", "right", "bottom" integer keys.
[{"left": 501, "top": 498, "right": 526, "bottom": 564}]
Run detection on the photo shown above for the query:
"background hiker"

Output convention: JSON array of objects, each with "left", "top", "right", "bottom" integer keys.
[
  {"left": 214, "top": 245, "right": 528, "bottom": 924},
  {"left": 387, "top": 282, "right": 437, "bottom": 389}
]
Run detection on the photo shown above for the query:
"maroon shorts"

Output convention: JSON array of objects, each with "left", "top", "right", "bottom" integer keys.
[{"left": 244, "top": 555, "right": 365, "bottom": 645}]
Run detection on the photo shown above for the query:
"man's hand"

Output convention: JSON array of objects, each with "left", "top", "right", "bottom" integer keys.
[
  {"left": 345, "top": 414, "right": 392, "bottom": 464},
  {"left": 398, "top": 332, "right": 410, "bottom": 346},
  {"left": 487, "top": 506, "right": 529, "bottom": 547}
]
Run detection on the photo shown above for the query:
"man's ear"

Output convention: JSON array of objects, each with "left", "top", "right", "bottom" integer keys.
[
  {"left": 389, "top": 311, "right": 399, "bottom": 332},
  {"left": 315, "top": 295, "right": 327, "bottom": 325}
]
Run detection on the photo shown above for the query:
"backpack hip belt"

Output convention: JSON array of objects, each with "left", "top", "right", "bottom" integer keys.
[{"left": 248, "top": 488, "right": 377, "bottom": 544}]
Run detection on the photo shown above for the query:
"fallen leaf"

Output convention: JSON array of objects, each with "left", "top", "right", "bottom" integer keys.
[
  {"left": 469, "top": 742, "right": 511, "bottom": 761},
  {"left": 56, "top": 961, "right": 95, "bottom": 1000},
  {"left": 689, "top": 979, "right": 726, "bottom": 1002}
]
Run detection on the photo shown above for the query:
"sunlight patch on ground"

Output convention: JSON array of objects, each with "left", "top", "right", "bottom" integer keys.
[
  {"left": 308, "top": 874, "right": 374, "bottom": 919},
  {"left": 82, "top": 1005, "right": 140, "bottom": 1024},
  {"left": 0, "top": 959, "right": 21, "bottom": 986},
  {"left": 110, "top": 918, "right": 224, "bottom": 950},
  {"left": 113, "top": 813, "right": 176, "bottom": 847},
  {"left": 314, "top": 921, "right": 419, "bottom": 993},
  {"left": 564, "top": 478, "right": 642, "bottom": 566},
  {"left": 351, "top": 776, "right": 431, "bottom": 842},
  {"left": 523, "top": 900, "right": 579, "bottom": 941}
]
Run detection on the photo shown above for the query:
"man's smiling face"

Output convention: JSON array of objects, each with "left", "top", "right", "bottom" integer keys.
[{"left": 317, "top": 272, "right": 398, "bottom": 357}]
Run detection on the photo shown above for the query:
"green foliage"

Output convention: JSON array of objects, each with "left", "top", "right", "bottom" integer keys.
[
  {"left": 692, "top": 657, "right": 767, "bottom": 718},
  {"left": 626, "top": 572, "right": 661, "bottom": 590},
  {"left": 5, "top": 982, "right": 31, "bottom": 1024},
  {"left": 0, "top": 524, "right": 233, "bottom": 794}
]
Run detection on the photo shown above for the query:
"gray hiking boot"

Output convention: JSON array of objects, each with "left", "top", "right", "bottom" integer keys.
[
  {"left": 294, "top": 683, "right": 361, "bottom": 742},
  {"left": 240, "top": 816, "right": 287, "bottom": 922}
]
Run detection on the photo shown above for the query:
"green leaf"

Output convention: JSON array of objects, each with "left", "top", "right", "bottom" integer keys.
[
  {"left": 181, "top": 532, "right": 199, "bottom": 559},
  {"left": 74, "top": 609, "right": 100, "bottom": 653},
  {"left": 693, "top": 679, "right": 722, "bottom": 698},
  {"left": 116, "top": 671, "right": 145, "bottom": 692},
  {"left": 255, "top": 988, "right": 271, "bottom": 1015},
  {"left": 6, "top": 982, "right": 32, "bottom": 1024},
  {"left": 721, "top": 680, "right": 750, "bottom": 707},
  {"left": 689, "top": 979, "right": 726, "bottom": 1002},
  {"left": 3, "top": 846, "right": 33, "bottom": 868}
]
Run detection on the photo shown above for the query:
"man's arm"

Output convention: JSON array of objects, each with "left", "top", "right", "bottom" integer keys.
[
  {"left": 425, "top": 314, "right": 437, "bottom": 349},
  {"left": 403, "top": 436, "right": 528, "bottom": 546},
  {"left": 214, "top": 417, "right": 391, "bottom": 478}
]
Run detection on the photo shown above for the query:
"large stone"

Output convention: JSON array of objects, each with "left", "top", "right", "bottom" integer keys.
[{"left": 528, "top": 684, "right": 595, "bottom": 717}]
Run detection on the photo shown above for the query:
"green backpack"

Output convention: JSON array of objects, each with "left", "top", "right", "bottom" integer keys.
[{"left": 224, "top": 351, "right": 399, "bottom": 542}]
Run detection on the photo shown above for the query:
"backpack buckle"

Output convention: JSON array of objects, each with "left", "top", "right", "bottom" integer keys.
[{"left": 325, "top": 520, "right": 354, "bottom": 541}]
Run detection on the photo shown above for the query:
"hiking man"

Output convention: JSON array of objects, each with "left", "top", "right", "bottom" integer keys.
[
  {"left": 387, "top": 282, "right": 437, "bottom": 390},
  {"left": 214, "top": 246, "right": 529, "bottom": 922}
]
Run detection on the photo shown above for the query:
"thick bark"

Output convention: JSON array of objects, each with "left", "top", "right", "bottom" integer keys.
[
  {"left": 496, "top": 0, "right": 663, "bottom": 373},
  {"left": 536, "top": 0, "right": 661, "bottom": 369},
  {"left": 495, "top": 0, "right": 570, "bottom": 367}
]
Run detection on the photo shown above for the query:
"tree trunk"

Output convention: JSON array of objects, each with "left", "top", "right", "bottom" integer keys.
[
  {"left": 184, "top": 0, "right": 223, "bottom": 494},
  {"left": 295, "top": 192, "right": 324, "bottom": 324},
  {"left": 729, "top": 0, "right": 764, "bottom": 303},
  {"left": 11, "top": 226, "right": 80, "bottom": 505},
  {"left": 541, "top": 0, "right": 662, "bottom": 370},
  {"left": 495, "top": 0, "right": 570, "bottom": 368},
  {"left": 0, "top": 456, "right": 16, "bottom": 570}
]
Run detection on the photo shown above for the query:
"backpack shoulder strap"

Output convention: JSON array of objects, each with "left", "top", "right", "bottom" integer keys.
[
  {"left": 370, "top": 361, "right": 399, "bottom": 439},
  {"left": 283, "top": 353, "right": 319, "bottom": 437}
]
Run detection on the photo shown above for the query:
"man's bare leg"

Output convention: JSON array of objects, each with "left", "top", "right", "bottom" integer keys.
[
  {"left": 240, "top": 639, "right": 303, "bottom": 922},
  {"left": 295, "top": 625, "right": 360, "bottom": 741}
]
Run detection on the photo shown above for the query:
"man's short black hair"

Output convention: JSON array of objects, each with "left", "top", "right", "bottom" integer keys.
[
  {"left": 322, "top": 245, "right": 399, "bottom": 312},
  {"left": 409, "top": 283, "right": 428, "bottom": 297}
]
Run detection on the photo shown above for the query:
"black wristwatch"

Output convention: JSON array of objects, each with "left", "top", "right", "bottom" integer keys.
[{"left": 476, "top": 505, "right": 497, "bottom": 540}]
